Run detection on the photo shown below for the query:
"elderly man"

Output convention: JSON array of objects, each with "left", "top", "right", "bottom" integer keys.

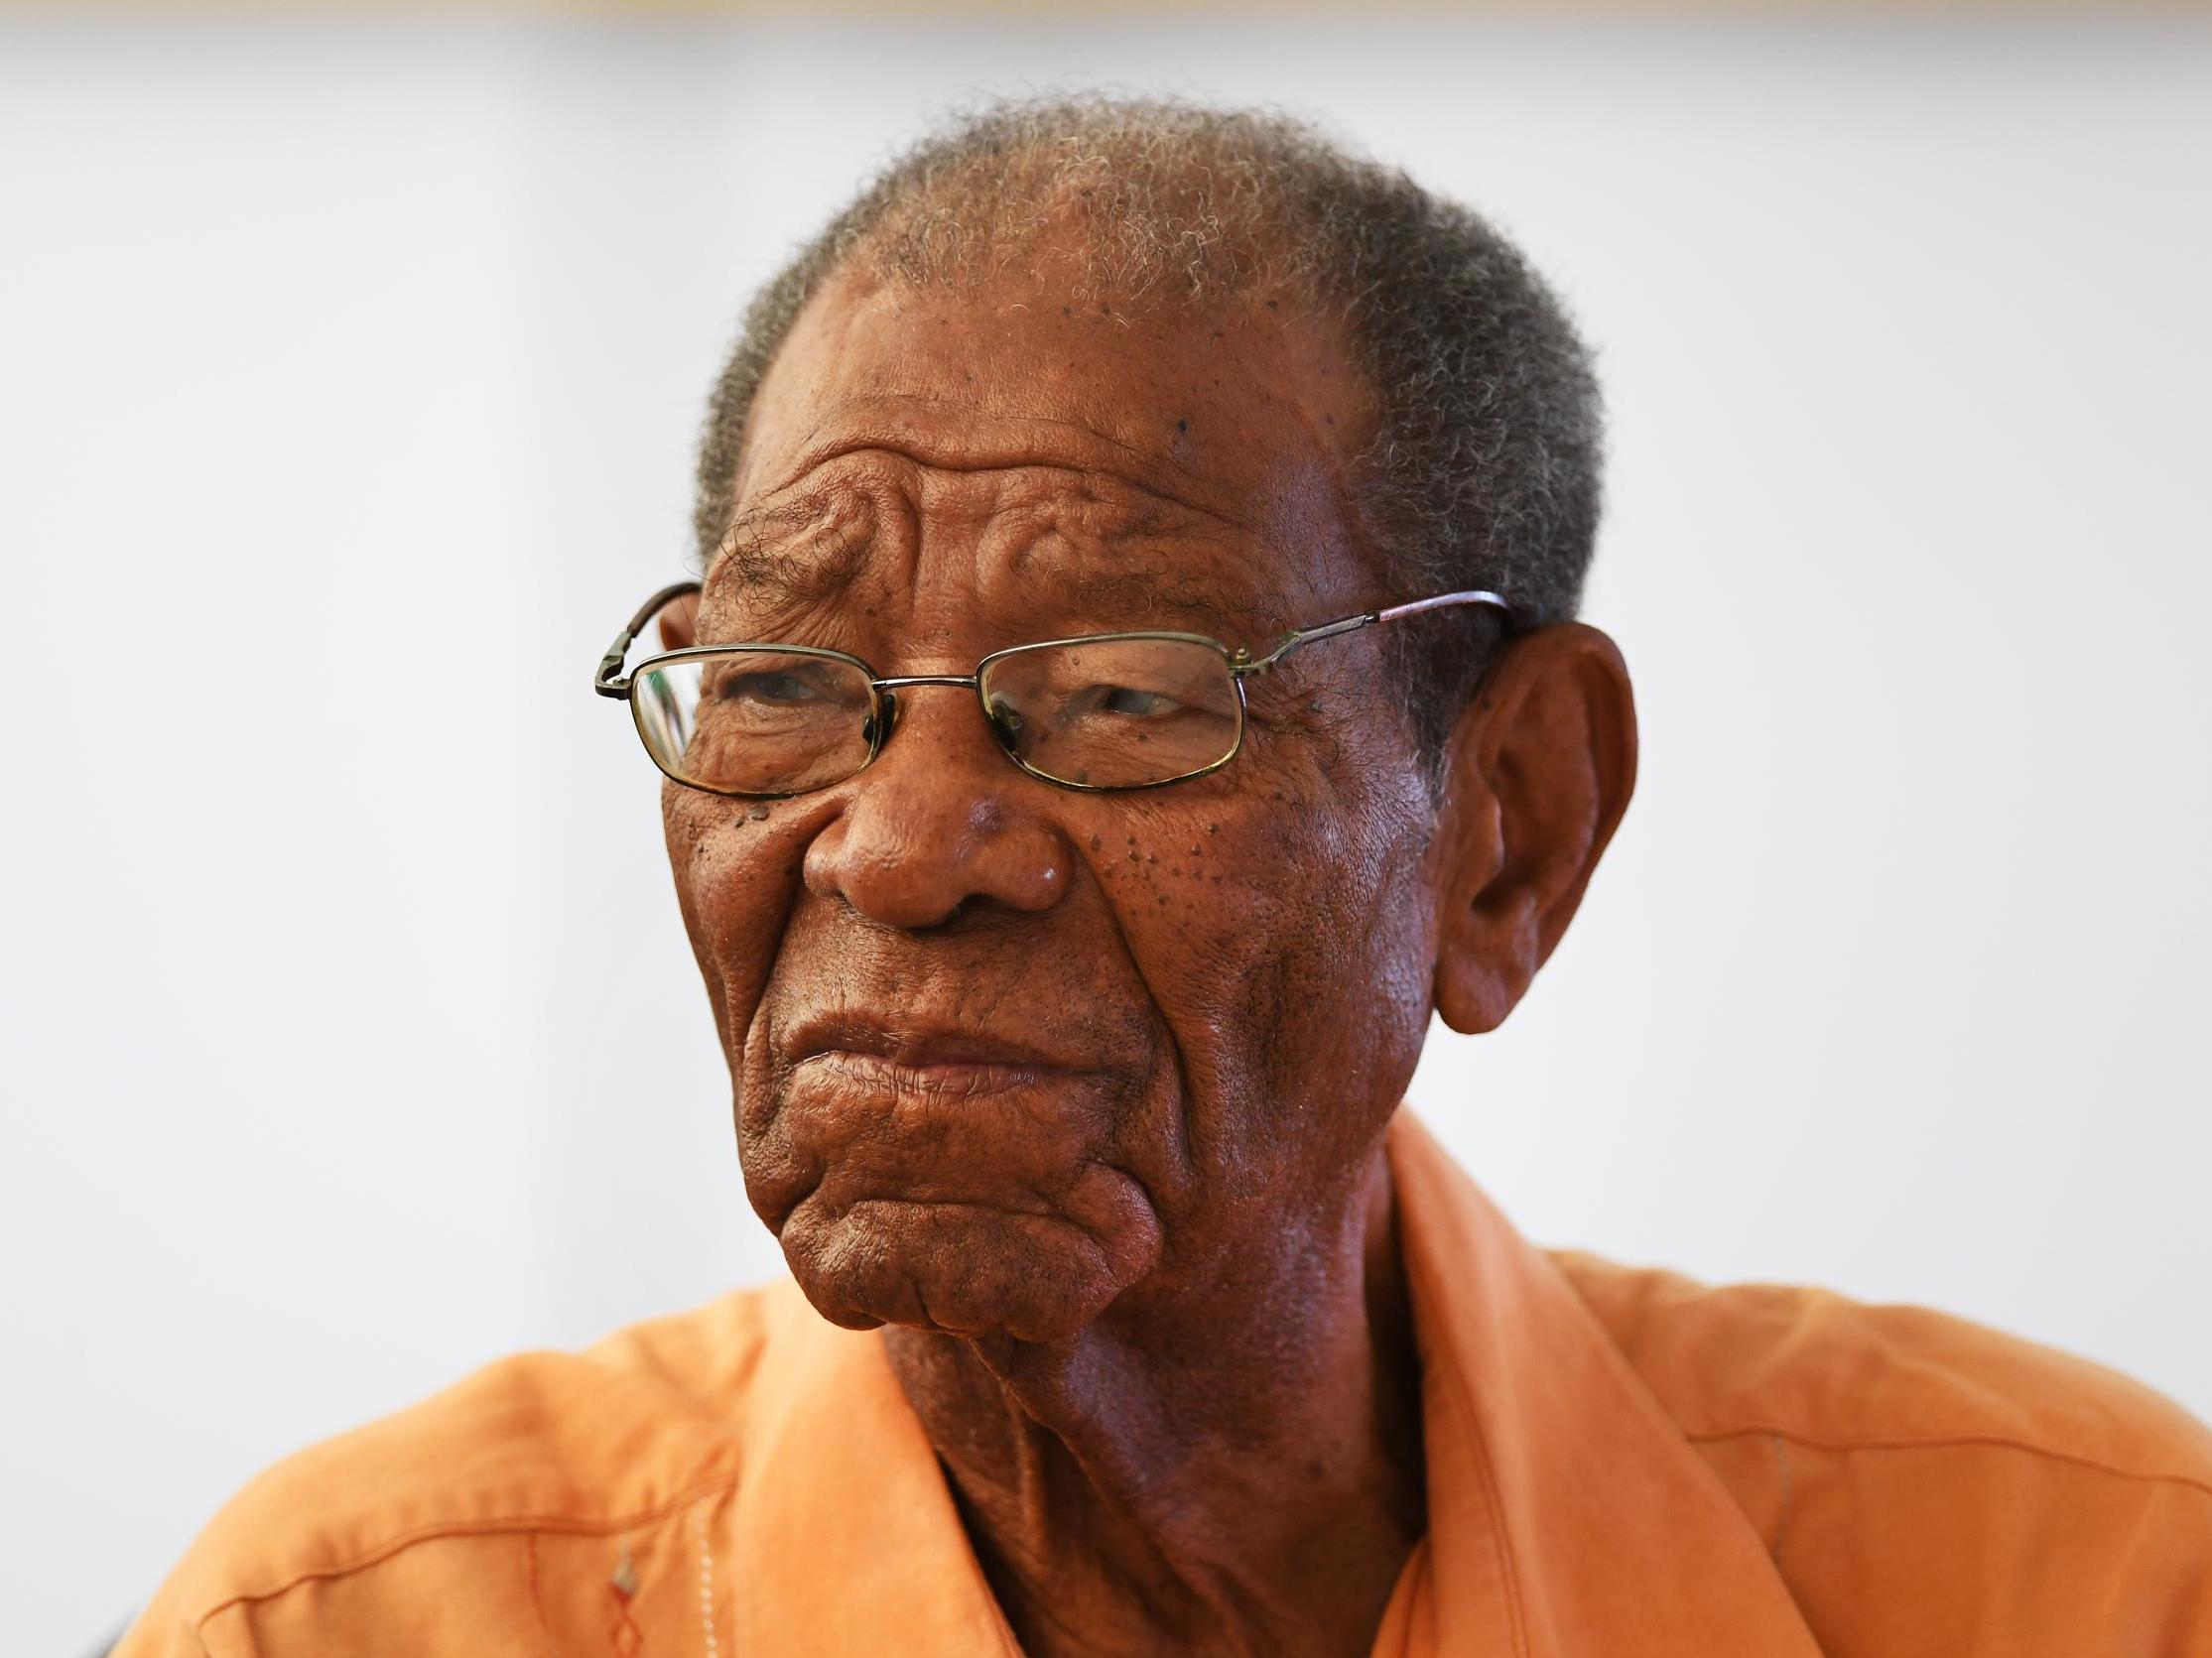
[{"left": 121, "top": 98, "right": 2209, "bottom": 1657}]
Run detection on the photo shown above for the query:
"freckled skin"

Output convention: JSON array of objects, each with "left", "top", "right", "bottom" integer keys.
[{"left": 660, "top": 261, "right": 1637, "bottom": 1656}]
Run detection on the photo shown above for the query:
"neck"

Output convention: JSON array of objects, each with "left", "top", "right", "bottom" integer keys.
[{"left": 883, "top": 1144, "right": 1426, "bottom": 1658}]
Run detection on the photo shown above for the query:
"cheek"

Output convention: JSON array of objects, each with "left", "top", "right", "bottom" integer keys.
[
  {"left": 1081, "top": 810, "right": 1295, "bottom": 1123},
  {"left": 1090, "top": 769, "right": 1437, "bottom": 1163},
  {"left": 662, "top": 784, "right": 809, "bottom": 1054}
]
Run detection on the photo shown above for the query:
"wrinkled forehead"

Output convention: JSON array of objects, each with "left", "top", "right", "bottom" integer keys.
[
  {"left": 715, "top": 267, "right": 1378, "bottom": 638},
  {"left": 710, "top": 451, "right": 1295, "bottom": 642}
]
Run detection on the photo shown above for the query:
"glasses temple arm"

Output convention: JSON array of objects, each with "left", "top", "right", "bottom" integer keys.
[
  {"left": 1236, "top": 588, "right": 1512, "bottom": 674},
  {"left": 594, "top": 579, "right": 704, "bottom": 698}
]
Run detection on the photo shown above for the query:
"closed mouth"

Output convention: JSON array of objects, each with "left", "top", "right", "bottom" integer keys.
[
  {"left": 783, "top": 1015, "right": 1092, "bottom": 1097},
  {"left": 798, "top": 1050, "right": 1051, "bottom": 1098}
]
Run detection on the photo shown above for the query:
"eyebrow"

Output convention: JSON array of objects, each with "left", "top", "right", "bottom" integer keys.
[
  {"left": 1043, "top": 567, "right": 1286, "bottom": 644},
  {"left": 708, "top": 498, "right": 877, "bottom": 609}
]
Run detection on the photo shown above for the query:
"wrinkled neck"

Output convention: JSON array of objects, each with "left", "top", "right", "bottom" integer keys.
[{"left": 883, "top": 1145, "right": 1425, "bottom": 1657}]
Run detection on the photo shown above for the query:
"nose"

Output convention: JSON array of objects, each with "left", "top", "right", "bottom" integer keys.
[{"left": 802, "top": 684, "right": 1074, "bottom": 930}]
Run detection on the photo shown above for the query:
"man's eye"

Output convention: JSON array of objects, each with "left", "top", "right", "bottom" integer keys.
[
  {"left": 1091, "top": 685, "right": 1180, "bottom": 718},
  {"left": 720, "top": 670, "right": 829, "bottom": 705}
]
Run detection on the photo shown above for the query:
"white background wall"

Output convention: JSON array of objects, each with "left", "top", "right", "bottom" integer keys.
[{"left": 4, "top": 12, "right": 2208, "bottom": 1651}]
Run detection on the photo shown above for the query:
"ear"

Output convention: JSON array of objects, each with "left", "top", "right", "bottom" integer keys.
[
  {"left": 657, "top": 588, "right": 701, "bottom": 652},
  {"left": 1429, "top": 622, "right": 1637, "bottom": 1035}
]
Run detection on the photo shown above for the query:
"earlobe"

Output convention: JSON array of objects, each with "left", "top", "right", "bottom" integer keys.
[
  {"left": 1430, "top": 623, "right": 1637, "bottom": 1035},
  {"left": 1430, "top": 749, "right": 1513, "bottom": 1035}
]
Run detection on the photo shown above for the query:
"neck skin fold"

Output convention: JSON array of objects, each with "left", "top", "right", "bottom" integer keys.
[{"left": 882, "top": 1143, "right": 1426, "bottom": 1658}]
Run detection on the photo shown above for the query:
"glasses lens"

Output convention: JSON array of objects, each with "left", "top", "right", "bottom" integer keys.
[
  {"left": 978, "top": 637, "right": 1241, "bottom": 788},
  {"left": 632, "top": 649, "right": 876, "bottom": 795}
]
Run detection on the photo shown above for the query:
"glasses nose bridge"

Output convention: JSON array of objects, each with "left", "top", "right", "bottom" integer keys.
[
  {"left": 868, "top": 671, "right": 1006, "bottom": 765},
  {"left": 871, "top": 673, "right": 979, "bottom": 693}
]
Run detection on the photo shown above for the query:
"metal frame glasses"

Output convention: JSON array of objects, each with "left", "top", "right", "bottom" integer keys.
[{"left": 593, "top": 580, "right": 1512, "bottom": 797}]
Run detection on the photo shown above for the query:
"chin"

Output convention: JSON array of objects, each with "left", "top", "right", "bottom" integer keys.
[{"left": 779, "top": 1196, "right": 1151, "bottom": 1345}]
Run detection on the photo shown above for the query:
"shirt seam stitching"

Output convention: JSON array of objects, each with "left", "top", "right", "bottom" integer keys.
[
  {"left": 1766, "top": 1433, "right": 1793, "bottom": 1564},
  {"left": 1433, "top": 1337, "right": 1532, "bottom": 1657},
  {"left": 1683, "top": 1424, "right": 2212, "bottom": 1502},
  {"left": 186, "top": 1468, "right": 747, "bottom": 1636}
]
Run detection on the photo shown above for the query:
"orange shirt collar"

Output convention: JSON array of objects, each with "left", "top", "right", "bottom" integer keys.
[{"left": 1381, "top": 1110, "right": 1821, "bottom": 1655}]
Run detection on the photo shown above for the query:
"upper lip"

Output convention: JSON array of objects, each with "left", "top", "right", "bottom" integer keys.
[{"left": 786, "top": 1014, "right": 1083, "bottom": 1073}]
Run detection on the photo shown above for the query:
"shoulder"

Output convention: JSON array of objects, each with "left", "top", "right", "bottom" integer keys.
[
  {"left": 1551, "top": 1250, "right": 2212, "bottom": 1652},
  {"left": 119, "top": 1284, "right": 787, "bottom": 1654},
  {"left": 1548, "top": 1248, "right": 2212, "bottom": 1480}
]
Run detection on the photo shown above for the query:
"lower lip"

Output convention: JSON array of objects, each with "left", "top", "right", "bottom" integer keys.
[{"left": 802, "top": 1050, "right": 1057, "bottom": 1098}]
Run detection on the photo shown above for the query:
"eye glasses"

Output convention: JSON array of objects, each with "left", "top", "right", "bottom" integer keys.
[{"left": 593, "top": 582, "right": 1511, "bottom": 797}]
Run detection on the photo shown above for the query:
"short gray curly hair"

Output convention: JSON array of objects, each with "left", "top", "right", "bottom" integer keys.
[{"left": 695, "top": 95, "right": 1602, "bottom": 769}]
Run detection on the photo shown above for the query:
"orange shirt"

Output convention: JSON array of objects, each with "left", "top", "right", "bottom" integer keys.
[{"left": 118, "top": 1112, "right": 2212, "bottom": 1655}]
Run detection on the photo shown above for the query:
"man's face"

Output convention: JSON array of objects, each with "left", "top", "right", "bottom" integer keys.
[{"left": 666, "top": 264, "right": 1449, "bottom": 1345}]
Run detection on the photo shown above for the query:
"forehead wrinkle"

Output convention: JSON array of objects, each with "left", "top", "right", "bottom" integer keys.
[
  {"left": 758, "top": 426, "right": 1263, "bottom": 543},
  {"left": 972, "top": 476, "right": 1302, "bottom": 644},
  {"left": 712, "top": 446, "right": 1315, "bottom": 648}
]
